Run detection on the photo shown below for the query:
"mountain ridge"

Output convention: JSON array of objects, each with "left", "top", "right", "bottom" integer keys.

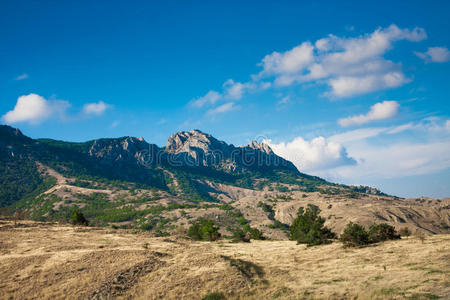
[{"left": 1, "top": 124, "right": 448, "bottom": 238}]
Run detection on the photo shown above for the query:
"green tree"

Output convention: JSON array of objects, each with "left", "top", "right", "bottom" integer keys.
[
  {"left": 70, "top": 207, "right": 89, "bottom": 226},
  {"left": 187, "top": 218, "right": 221, "bottom": 241},
  {"left": 289, "top": 204, "right": 335, "bottom": 246},
  {"left": 368, "top": 223, "right": 400, "bottom": 243},
  {"left": 339, "top": 222, "right": 369, "bottom": 247}
]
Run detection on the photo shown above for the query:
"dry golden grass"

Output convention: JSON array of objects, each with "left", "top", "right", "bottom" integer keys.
[{"left": 0, "top": 220, "right": 448, "bottom": 299}]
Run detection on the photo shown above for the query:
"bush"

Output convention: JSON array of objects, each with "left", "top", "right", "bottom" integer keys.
[
  {"left": 202, "top": 292, "right": 225, "bottom": 300},
  {"left": 340, "top": 222, "right": 401, "bottom": 247},
  {"left": 289, "top": 204, "right": 336, "bottom": 246},
  {"left": 231, "top": 224, "right": 264, "bottom": 242},
  {"left": 231, "top": 228, "right": 250, "bottom": 243},
  {"left": 243, "top": 224, "right": 265, "bottom": 240},
  {"left": 187, "top": 218, "right": 220, "bottom": 241},
  {"left": 339, "top": 222, "right": 369, "bottom": 247},
  {"left": 399, "top": 227, "right": 411, "bottom": 237},
  {"left": 70, "top": 207, "right": 88, "bottom": 226},
  {"left": 368, "top": 223, "right": 400, "bottom": 243}
]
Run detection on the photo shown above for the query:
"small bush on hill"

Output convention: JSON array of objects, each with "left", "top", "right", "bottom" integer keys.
[
  {"left": 289, "top": 204, "right": 336, "bottom": 246},
  {"left": 231, "top": 224, "right": 264, "bottom": 242},
  {"left": 368, "top": 223, "right": 400, "bottom": 242},
  {"left": 187, "top": 218, "right": 220, "bottom": 241},
  {"left": 202, "top": 291, "right": 225, "bottom": 300},
  {"left": 243, "top": 224, "right": 265, "bottom": 240},
  {"left": 231, "top": 228, "right": 250, "bottom": 243},
  {"left": 70, "top": 207, "right": 88, "bottom": 226},
  {"left": 399, "top": 227, "right": 411, "bottom": 237},
  {"left": 339, "top": 222, "right": 369, "bottom": 247},
  {"left": 340, "top": 222, "right": 401, "bottom": 247}
]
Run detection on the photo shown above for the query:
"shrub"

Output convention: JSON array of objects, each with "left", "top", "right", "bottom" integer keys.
[
  {"left": 70, "top": 207, "right": 88, "bottom": 226},
  {"left": 231, "top": 228, "right": 250, "bottom": 243},
  {"left": 187, "top": 218, "right": 220, "bottom": 241},
  {"left": 368, "top": 223, "right": 400, "bottom": 243},
  {"left": 289, "top": 204, "right": 336, "bottom": 246},
  {"left": 231, "top": 224, "right": 264, "bottom": 242},
  {"left": 202, "top": 292, "right": 225, "bottom": 300},
  {"left": 399, "top": 227, "right": 411, "bottom": 237},
  {"left": 243, "top": 224, "right": 265, "bottom": 240},
  {"left": 339, "top": 222, "right": 369, "bottom": 247}
]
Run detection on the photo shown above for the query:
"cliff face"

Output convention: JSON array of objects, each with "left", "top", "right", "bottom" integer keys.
[
  {"left": 165, "top": 129, "right": 297, "bottom": 172},
  {"left": 87, "top": 137, "right": 160, "bottom": 167}
]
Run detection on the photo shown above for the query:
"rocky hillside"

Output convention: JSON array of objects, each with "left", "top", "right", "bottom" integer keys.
[{"left": 0, "top": 125, "right": 449, "bottom": 237}]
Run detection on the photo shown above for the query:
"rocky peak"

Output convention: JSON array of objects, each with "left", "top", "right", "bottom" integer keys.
[
  {"left": 244, "top": 140, "right": 274, "bottom": 155},
  {"left": 166, "top": 129, "right": 230, "bottom": 154},
  {"left": 88, "top": 136, "right": 157, "bottom": 166}
]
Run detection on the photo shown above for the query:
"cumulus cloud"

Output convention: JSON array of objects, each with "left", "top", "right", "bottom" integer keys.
[
  {"left": 206, "top": 102, "right": 237, "bottom": 116},
  {"left": 415, "top": 47, "right": 450, "bottom": 63},
  {"left": 328, "top": 73, "right": 408, "bottom": 97},
  {"left": 82, "top": 101, "right": 109, "bottom": 116},
  {"left": 338, "top": 100, "right": 399, "bottom": 127},
  {"left": 258, "top": 24, "right": 425, "bottom": 97},
  {"left": 190, "top": 90, "right": 221, "bottom": 108},
  {"left": 1, "top": 94, "right": 69, "bottom": 124},
  {"left": 2, "top": 94, "right": 111, "bottom": 125},
  {"left": 265, "top": 136, "right": 356, "bottom": 172},
  {"left": 267, "top": 118, "right": 450, "bottom": 184},
  {"left": 330, "top": 140, "right": 450, "bottom": 180},
  {"left": 257, "top": 42, "right": 315, "bottom": 77},
  {"left": 191, "top": 25, "right": 426, "bottom": 104},
  {"left": 14, "top": 73, "right": 29, "bottom": 80},
  {"left": 223, "top": 79, "right": 252, "bottom": 100}
]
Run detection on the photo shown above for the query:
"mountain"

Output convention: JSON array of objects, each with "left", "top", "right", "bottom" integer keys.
[{"left": 0, "top": 125, "right": 448, "bottom": 237}]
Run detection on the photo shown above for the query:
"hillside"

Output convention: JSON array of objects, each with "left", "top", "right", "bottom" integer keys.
[
  {"left": 0, "top": 220, "right": 448, "bottom": 299},
  {"left": 0, "top": 125, "right": 449, "bottom": 238}
]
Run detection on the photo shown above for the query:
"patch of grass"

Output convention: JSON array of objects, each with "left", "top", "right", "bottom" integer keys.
[
  {"left": 407, "top": 293, "right": 440, "bottom": 299},
  {"left": 272, "top": 287, "right": 291, "bottom": 299},
  {"left": 202, "top": 291, "right": 226, "bottom": 300},
  {"left": 372, "top": 275, "right": 383, "bottom": 281}
]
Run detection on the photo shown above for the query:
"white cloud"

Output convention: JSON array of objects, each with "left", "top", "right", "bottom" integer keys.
[
  {"left": 338, "top": 100, "right": 399, "bottom": 127},
  {"left": 257, "top": 24, "right": 425, "bottom": 97},
  {"left": 2, "top": 94, "right": 69, "bottom": 124},
  {"left": 415, "top": 46, "right": 450, "bottom": 63},
  {"left": 14, "top": 73, "right": 29, "bottom": 80},
  {"left": 330, "top": 140, "right": 450, "bottom": 180},
  {"left": 258, "top": 42, "right": 315, "bottom": 76},
  {"left": 206, "top": 102, "right": 237, "bottom": 116},
  {"left": 329, "top": 127, "right": 387, "bottom": 143},
  {"left": 266, "top": 136, "right": 356, "bottom": 172},
  {"left": 328, "top": 73, "right": 408, "bottom": 98},
  {"left": 190, "top": 25, "right": 426, "bottom": 105},
  {"left": 190, "top": 90, "right": 221, "bottom": 108},
  {"left": 82, "top": 101, "right": 109, "bottom": 116}
]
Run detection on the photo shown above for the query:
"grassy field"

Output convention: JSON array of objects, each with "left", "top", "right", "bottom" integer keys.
[{"left": 0, "top": 220, "right": 448, "bottom": 299}]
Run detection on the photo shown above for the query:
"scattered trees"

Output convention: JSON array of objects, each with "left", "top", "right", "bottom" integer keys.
[
  {"left": 368, "top": 223, "right": 400, "bottom": 242},
  {"left": 340, "top": 222, "right": 400, "bottom": 247}
]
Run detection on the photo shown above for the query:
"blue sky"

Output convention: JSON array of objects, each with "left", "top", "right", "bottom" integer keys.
[{"left": 1, "top": 1, "right": 449, "bottom": 198}]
